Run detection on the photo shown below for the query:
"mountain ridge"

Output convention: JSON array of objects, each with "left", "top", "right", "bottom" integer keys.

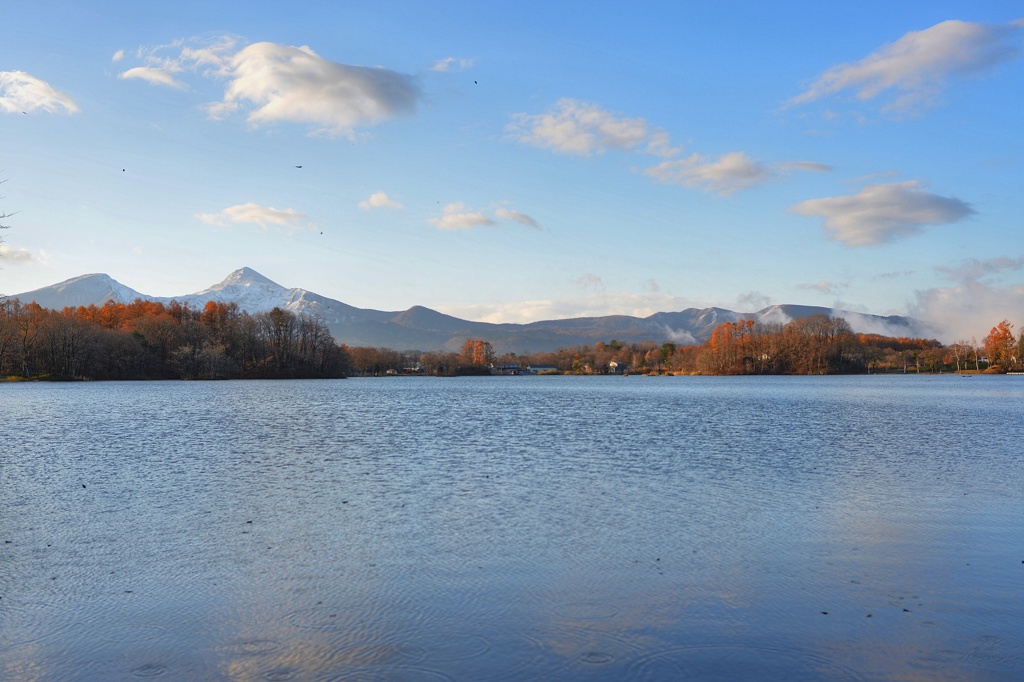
[{"left": 9, "top": 268, "right": 936, "bottom": 353}]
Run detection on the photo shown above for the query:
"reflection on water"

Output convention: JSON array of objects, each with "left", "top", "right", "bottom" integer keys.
[{"left": 2, "top": 375, "right": 1022, "bottom": 680}]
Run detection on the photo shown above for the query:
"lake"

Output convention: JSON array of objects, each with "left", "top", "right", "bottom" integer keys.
[{"left": 2, "top": 375, "right": 1022, "bottom": 681}]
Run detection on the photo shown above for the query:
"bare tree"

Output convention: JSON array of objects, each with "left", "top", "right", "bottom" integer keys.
[
  {"left": 1, "top": 174, "right": 16, "bottom": 292},
  {"left": 0, "top": 174, "right": 12, "bottom": 233}
]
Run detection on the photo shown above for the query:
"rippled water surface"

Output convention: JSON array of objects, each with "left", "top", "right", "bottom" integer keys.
[{"left": 2, "top": 375, "right": 1022, "bottom": 680}]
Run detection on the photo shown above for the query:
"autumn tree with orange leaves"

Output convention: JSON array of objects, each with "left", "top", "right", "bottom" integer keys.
[
  {"left": 460, "top": 339, "right": 494, "bottom": 366},
  {"left": 983, "top": 320, "right": 1017, "bottom": 370},
  {"left": 0, "top": 298, "right": 349, "bottom": 380}
]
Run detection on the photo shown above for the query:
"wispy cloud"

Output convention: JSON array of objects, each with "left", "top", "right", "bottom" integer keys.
[
  {"left": 429, "top": 203, "right": 495, "bottom": 231},
  {"left": 790, "top": 180, "right": 974, "bottom": 246},
  {"left": 115, "top": 37, "right": 219, "bottom": 91},
  {"left": 875, "top": 270, "right": 914, "bottom": 280},
  {"left": 644, "top": 129, "right": 684, "bottom": 158},
  {"left": 358, "top": 192, "right": 403, "bottom": 211},
  {"left": 507, "top": 98, "right": 671, "bottom": 156},
  {"left": 645, "top": 153, "right": 832, "bottom": 195},
  {"left": 118, "top": 66, "right": 187, "bottom": 89},
  {"left": 0, "top": 71, "right": 78, "bottom": 114},
  {"left": 117, "top": 36, "right": 235, "bottom": 83},
  {"left": 778, "top": 161, "right": 833, "bottom": 173},
  {"left": 736, "top": 291, "right": 772, "bottom": 311},
  {"left": 429, "top": 203, "right": 539, "bottom": 231},
  {"left": 494, "top": 207, "right": 540, "bottom": 229},
  {"left": 196, "top": 202, "right": 310, "bottom": 231},
  {"left": 118, "top": 36, "right": 420, "bottom": 136},
  {"left": 797, "top": 279, "right": 844, "bottom": 295},
  {"left": 430, "top": 56, "right": 473, "bottom": 72},
  {"left": 645, "top": 152, "right": 772, "bottom": 195},
  {"left": 788, "top": 19, "right": 1024, "bottom": 115},
  {"left": 575, "top": 273, "right": 604, "bottom": 289},
  {"left": 936, "top": 255, "right": 1024, "bottom": 282}
]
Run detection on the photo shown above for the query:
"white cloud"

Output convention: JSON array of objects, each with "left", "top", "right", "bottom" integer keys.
[
  {"left": 0, "top": 243, "right": 40, "bottom": 263},
  {"left": 0, "top": 71, "right": 78, "bottom": 115},
  {"left": 791, "top": 181, "right": 974, "bottom": 246},
  {"left": 119, "top": 36, "right": 419, "bottom": 135},
  {"left": 196, "top": 202, "right": 310, "bottom": 231},
  {"left": 358, "top": 192, "right": 403, "bottom": 210},
  {"left": 789, "top": 19, "right": 1024, "bottom": 114},
  {"left": 112, "top": 49, "right": 125, "bottom": 63},
  {"left": 429, "top": 203, "right": 495, "bottom": 231},
  {"left": 645, "top": 151, "right": 772, "bottom": 195},
  {"left": 427, "top": 203, "right": 538, "bottom": 230},
  {"left": 118, "top": 66, "right": 187, "bottom": 89},
  {"left": 509, "top": 99, "right": 824, "bottom": 195},
  {"left": 494, "top": 207, "right": 540, "bottom": 229},
  {"left": 430, "top": 57, "right": 474, "bottom": 72},
  {"left": 210, "top": 42, "right": 418, "bottom": 134},
  {"left": 507, "top": 98, "right": 666, "bottom": 156}
]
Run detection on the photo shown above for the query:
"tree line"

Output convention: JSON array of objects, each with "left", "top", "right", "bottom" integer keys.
[
  {"left": 0, "top": 298, "right": 349, "bottom": 380},
  {"left": 343, "top": 314, "right": 1024, "bottom": 376},
  {"left": 3, "top": 300, "right": 1021, "bottom": 380}
]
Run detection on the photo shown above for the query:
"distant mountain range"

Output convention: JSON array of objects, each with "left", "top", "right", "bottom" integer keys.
[{"left": 9, "top": 267, "right": 935, "bottom": 353}]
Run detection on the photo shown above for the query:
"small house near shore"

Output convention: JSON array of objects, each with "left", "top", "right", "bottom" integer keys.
[{"left": 608, "top": 360, "right": 628, "bottom": 374}]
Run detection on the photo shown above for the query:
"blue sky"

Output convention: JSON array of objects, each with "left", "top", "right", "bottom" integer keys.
[{"left": 1, "top": 1, "right": 1022, "bottom": 341}]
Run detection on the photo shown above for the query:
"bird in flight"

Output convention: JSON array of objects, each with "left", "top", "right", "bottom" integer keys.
[{"left": 295, "top": 165, "right": 303, "bottom": 169}]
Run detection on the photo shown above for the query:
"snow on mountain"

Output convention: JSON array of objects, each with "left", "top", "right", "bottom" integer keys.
[
  {"left": 174, "top": 267, "right": 296, "bottom": 312},
  {"left": 7, "top": 273, "right": 149, "bottom": 310}
]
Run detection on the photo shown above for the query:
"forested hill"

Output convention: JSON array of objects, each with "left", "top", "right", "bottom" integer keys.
[{"left": 11, "top": 268, "right": 935, "bottom": 353}]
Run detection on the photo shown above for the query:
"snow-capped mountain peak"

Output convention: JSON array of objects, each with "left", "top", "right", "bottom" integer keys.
[
  {"left": 216, "top": 267, "right": 281, "bottom": 289},
  {"left": 185, "top": 267, "right": 292, "bottom": 310},
  {"left": 8, "top": 273, "right": 148, "bottom": 309}
]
